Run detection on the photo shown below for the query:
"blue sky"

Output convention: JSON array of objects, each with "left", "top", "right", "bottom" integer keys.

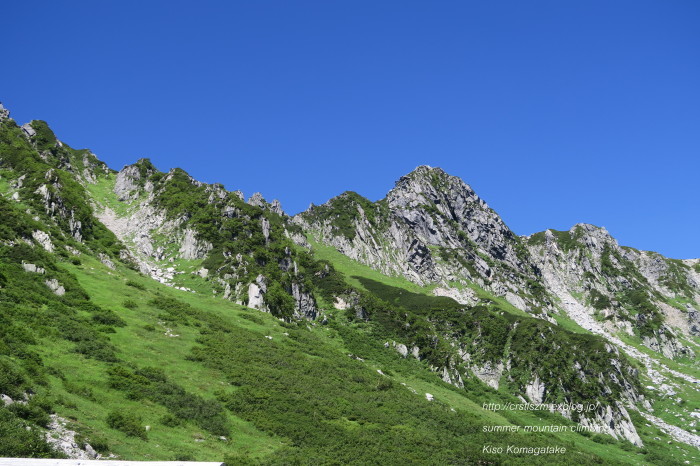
[{"left": 3, "top": 1, "right": 699, "bottom": 258}]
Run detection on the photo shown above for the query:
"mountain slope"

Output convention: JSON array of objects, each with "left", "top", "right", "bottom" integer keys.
[
  {"left": 0, "top": 102, "right": 698, "bottom": 464},
  {"left": 296, "top": 164, "right": 700, "bottom": 447}
]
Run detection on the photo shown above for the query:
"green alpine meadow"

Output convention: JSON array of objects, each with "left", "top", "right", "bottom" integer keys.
[{"left": 0, "top": 101, "right": 698, "bottom": 464}]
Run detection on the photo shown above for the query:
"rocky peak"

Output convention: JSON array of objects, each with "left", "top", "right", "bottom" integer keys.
[
  {"left": 247, "top": 192, "right": 266, "bottom": 208},
  {"left": 133, "top": 157, "right": 158, "bottom": 173},
  {"left": 164, "top": 167, "right": 202, "bottom": 187},
  {"left": 299, "top": 167, "right": 541, "bottom": 311},
  {"left": 387, "top": 165, "right": 520, "bottom": 267},
  {"left": 270, "top": 199, "right": 285, "bottom": 216},
  {"left": 115, "top": 159, "right": 158, "bottom": 201},
  {"left": 572, "top": 223, "right": 617, "bottom": 251},
  {"left": 531, "top": 223, "right": 618, "bottom": 255},
  {"left": 388, "top": 165, "right": 479, "bottom": 201},
  {"left": 386, "top": 165, "right": 494, "bottom": 227},
  {"left": 246, "top": 192, "right": 286, "bottom": 216},
  {"left": 0, "top": 102, "right": 10, "bottom": 121}
]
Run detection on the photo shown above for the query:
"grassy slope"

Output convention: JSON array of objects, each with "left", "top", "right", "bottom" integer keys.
[
  {"left": 11, "top": 250, "right": 678, "bottom": 464},
  {"left": 41, "top": 254, "right": 282, "bottom": 461}
]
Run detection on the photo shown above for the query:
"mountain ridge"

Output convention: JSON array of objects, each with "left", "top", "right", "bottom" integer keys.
[{"left": 1, "top": 101, "right": 699, "bottom": 462}]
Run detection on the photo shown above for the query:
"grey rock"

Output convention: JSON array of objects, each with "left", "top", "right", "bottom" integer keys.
[
  {"left": 271, "top": 199, "right": 285, "bottom": 215},
  {"left": 21, "top": 122, "right": 36, "bottom": 138},
  {"left": 292, "top": 281, "right": 318, "bottom": 319},
  {"left": 32, "top": 230, "right": 54, "bottom": 252},
  {"left": 525, "top": 375, "right": 545, "bottom": 403},
  {"left": 261, "top": 217, "right": 270, "bottom": 241},
  {"left": 45, "top": 279, "right": 65, "bottom": 296},
  {"left": 22, "top": 262, "right": 45, "bottom": 274},
  {"left": 689, "top": 310, "right": 700, "bottom": 336},
  {"left": 394, "top": 342, "right": 408, "bottom": 357},
  {"left": 114, "top": 164, "right": 143, "bottom": 201},
  {"left": 45, "top": 414, "right": 101, "bottom": 460},
  {"left": 98, "top": 253, "right": 115, "bottom": 270},
  {"left": 0, "top": 103, "right": 9, "bottom": 121},
  {"left": 248, "top": 192, "right": 266, "bottom": 207},
  {"left": 471, "top": 361, "right": 504, "bottom": 390},
  {"left": 178, "top": 228, "right": 212, "bottom": 260},
  {"left": 247, "top": 275, "right": 267, "bottom": 311}
]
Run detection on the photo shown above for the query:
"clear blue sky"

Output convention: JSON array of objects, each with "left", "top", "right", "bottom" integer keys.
[{"left": 3, "top": 1, "right": 699, "bottom": 258}]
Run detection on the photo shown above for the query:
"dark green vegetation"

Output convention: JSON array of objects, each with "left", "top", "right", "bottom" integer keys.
[
  {"left": 660, "top": 259, "right": 695, "bottom": 298},
  {"left": 107, "top": 365, "right": 228, "bottom": 437},
  {"left": 304, "top": 191, "right": 389, "bottom": 241},
  {"left": 355, "top": 276, "right": 462, "bottom": 311},
  {"left": 0, "top": 118, "right": 122, "bottom": 257},
  {"left": 527, "top": 228, "right": 584, "bottom": 253},
  {"left": 348, "top": 277, "right": 641, "bottom": 409},
  {"left": 106, "top": 411, "right": 147, "bottom": 440}
]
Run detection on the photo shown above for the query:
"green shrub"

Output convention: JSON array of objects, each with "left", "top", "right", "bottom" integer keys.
[
  {"left": 125, "top": 280, "right": 145, "bottom": 290},
  {"left": 91, "top": 310, "right": 126, "bottom": 327},
  {"left": 62, "top": 380, "right": 95, "bottom": 401},
  {"left": 107, "top": 365, "right": 229, "bottom": 436},
  {"left": 239, "top": 312, "right": 264, "bottom": 325},
  {"left": 160, "top": 414, "right": 182, "bottom": 427},
  {"left": 86, "top": 434, "right": 109, "bottom": 454},
  {"left": 8, "top": 402, "right": 51, "bottom": 427},
  {"left": 122, "top": 299, "right": 138, "bottom": 309},
  {"left": 0, "top": 359, "right": 27, "bottom": 399},
  {"left": 375, "top": 378, "right": 393, "bottom": 391},
  {"left": 262, "top": 282, "right": 296, "bottom": 318},
  {"left": 0, "top": 408, "right": 62, "bottom": 457},
  {"left": 589, "top": 289, "right": 611, "bottom": 310},
  {"left": 106, "top": 411, "right": 147, "bottom": 439},
  {"left": 223, "top": 453, "right": 256, "bottom": 465},
  {"left": 73, "top": 340, "right": 119, "bottom": 362}
]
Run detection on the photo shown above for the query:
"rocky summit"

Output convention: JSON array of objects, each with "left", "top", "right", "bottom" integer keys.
[{"left": 0, "top": 103, "right": 698, "bottom": 464}]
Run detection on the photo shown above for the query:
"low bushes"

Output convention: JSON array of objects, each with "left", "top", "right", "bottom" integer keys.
[{"left": 106, "top": 411, "right": 147, "bottom": 440}]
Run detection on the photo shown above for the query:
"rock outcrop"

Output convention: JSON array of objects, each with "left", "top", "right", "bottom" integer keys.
[{"left": 296, "top": 167, "right": 546, "bottom": 312}]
